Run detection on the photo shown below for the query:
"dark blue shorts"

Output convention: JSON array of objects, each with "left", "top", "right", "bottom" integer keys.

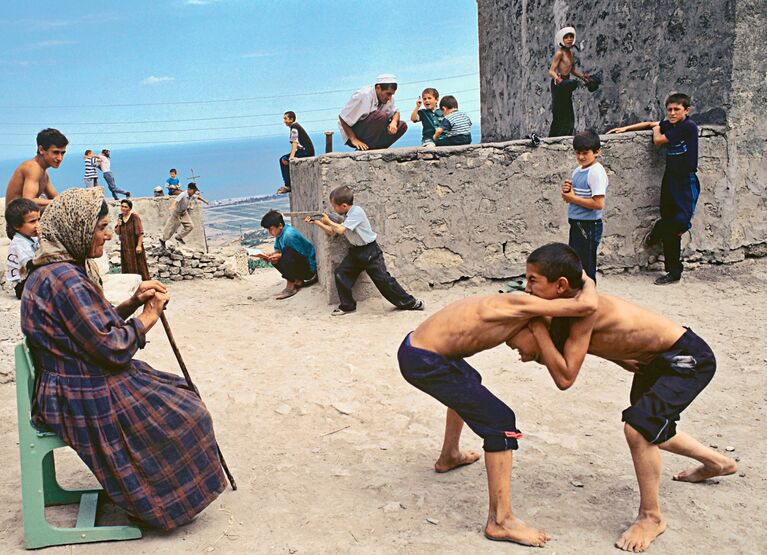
[
  {"left": 622, "top": 328, "right": 716, "bottom": 444},
  {"left": 398, "top": 333, "right": 522, "bottom": 452}
]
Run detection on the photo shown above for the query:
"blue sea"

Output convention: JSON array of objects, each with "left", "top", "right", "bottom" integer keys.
[{"left": 0, "top": 126, "right": 481, "bottom": 202}]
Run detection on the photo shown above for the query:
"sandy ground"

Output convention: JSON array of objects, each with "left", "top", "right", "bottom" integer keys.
[{"left": 0, "top": 259, "right": 766, "bottom": 554}]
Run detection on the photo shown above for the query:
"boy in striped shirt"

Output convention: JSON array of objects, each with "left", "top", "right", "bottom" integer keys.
[
  {"left": 433, "top": 95, "right": 472, "bottom": 146},
  {"left": 561, "top": 130, "right": 608, "bottom": 282}
]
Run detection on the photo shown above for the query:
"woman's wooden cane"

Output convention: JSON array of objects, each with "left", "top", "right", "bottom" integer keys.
[{"left": 137, "top": 251, "right": 237, "bottom": 490}]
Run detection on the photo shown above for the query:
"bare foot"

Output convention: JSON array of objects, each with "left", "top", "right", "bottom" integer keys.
[
  {"left": 434, "top": 450, "right": 481, "bottom": 473},
  {"left": 615, "top": 515, "right": 667, "bottom": 552},
  {"left": 672, "top": 457, "right": 737, "bottom": 483},
  {"left": 485, "top": 516, "right": 549, "bottom": 547}
]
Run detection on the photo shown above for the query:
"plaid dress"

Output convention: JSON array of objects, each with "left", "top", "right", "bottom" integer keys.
[{"left": 20, "top": 262, "right": 225, "bottom": 530}]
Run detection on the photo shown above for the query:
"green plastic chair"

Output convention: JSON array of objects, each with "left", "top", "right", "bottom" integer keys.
[{"left": 14, "top": 340, "right": 142, "bottom": 549}]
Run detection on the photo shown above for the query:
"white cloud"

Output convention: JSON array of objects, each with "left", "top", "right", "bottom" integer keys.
[
  {"left": 184, "top": 0, "right": 220, "bottom": 5},
  {"left": 141, "top": 75, "right": 175, "bottom": 85},
  {"left": 241, "top": 50, "right": 278, "bottom": 59},
  {"left": 27, "top": 39, "right": 78, "bottom": 49}
]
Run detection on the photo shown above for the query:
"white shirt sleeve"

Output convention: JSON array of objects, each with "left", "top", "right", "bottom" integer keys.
[
  {"left": 588, "top": 164, "right": 609, "bottom": 196},
  {"left": 339, "top": 90, "right": 371, "bottom": 127},
  {"left": 289, "top": 128, "right": 299, "bottom": 143}
]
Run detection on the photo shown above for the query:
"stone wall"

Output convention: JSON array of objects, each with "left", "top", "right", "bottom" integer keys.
[
  {"left": 478, "top": 0, "right": 737, "bottom": 141},
  {"left": 291, "top": 127, "right": 765, "bottom": 304}
]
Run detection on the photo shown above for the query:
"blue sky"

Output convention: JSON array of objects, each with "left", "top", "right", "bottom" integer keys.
[{"left": 0, "top": 0, "right": 480, "bottom": 161}]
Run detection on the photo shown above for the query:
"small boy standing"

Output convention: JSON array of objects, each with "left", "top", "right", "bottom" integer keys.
[
  {"left": 433, "top": 96, "right": 472, "bottom": 146},
  {"left": 409, "top": 88, "right": 443, "bottom": 147},
  {"left": 607, "top": 93, "right": 699, "bottom": 285},
  {"left": 548, "top": 26, "right": 593, "bottom": 137},
  {"left": 257, "top": 209, "right": 318, "bottom": 300},
  {"left": 307, "top": 185, "right": 424, "bottom": 315},
  {"left": 83, "top": 150, "right": 99, "bottom": 188},
  {"left": 4, "top": 198, "right": 40, "bottom": 299},
  {"left": 561, "top": 130, "right": 608, "bottom": 282},
  {"left": 166, "top": 169, "right": 182, "bottom": 196}
]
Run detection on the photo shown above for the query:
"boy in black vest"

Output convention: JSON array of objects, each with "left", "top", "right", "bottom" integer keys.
[{"left": 277, "top": 111, "right": 315, "bottom": 195}]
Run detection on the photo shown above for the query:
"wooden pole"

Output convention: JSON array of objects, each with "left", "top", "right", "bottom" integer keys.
[
  {"left": 324, "top": 131, "right": 333, "bottom": 153},
  {"left": 139, "top": 251, "right": 237, "bottom": 490}
]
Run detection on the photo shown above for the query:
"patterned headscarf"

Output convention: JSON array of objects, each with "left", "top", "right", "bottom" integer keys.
[{"left": 32, "top": 187, "right": 106, "bottom": 290}]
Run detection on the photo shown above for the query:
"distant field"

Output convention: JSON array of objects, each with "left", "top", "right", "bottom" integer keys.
[{"left": 203, "top": 197, "right": 291, "bottom": 239}]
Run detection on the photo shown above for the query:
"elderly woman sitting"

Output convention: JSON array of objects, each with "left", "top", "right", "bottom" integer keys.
[{"left": 20, "top": 188, "right": 225, "bottom": 530}]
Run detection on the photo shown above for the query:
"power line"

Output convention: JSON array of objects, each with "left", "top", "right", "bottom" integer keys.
[
  {"left": 0, "top": 100, "right": 481, "bottom": 137},
  {"left": 0, "top": 89, "right": 481, "bottom": 127},
  {"left": 0, "top": 109, "right": 482, "bottom": 147},
  {"left": 0, "top": 72, "right": 479, "bottom": 110}
]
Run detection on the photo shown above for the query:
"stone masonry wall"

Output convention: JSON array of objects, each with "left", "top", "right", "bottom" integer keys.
[
  {"left": 478, "top": 0, "right": 737, "bottom": 141},
  {"left": 291, "top": 127, "right": 766, "bottom": 304}
]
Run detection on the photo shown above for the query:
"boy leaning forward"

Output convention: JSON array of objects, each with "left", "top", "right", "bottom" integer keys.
[{"left": 398, "top": 263, "right": 598, "bottom": 546}]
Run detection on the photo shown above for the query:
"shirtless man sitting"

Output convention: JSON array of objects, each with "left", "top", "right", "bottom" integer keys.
[
  {"left": 398, "top": 250, "right": 598, "bottom": 547},
  {"left": 508, "top": 242, "right": 737, "bottom": 552},
  {"left": 5, "top": 128, "right": 67, "bottom": 211}
]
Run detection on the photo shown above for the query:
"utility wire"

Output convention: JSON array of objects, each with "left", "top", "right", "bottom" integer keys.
[
  {"left": 0, "top": 100, "right": 481, "bottom": 136},
  {"left": 0, "top": 72, "right": 479, "bottom": 110},
  {"left": 0, "top": 109, "right": 481, "bottom": 147},
  {"left": 0, "top": 89, "right": 480, "bottom": 127}
]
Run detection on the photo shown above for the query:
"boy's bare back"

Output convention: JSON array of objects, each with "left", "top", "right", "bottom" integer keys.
[
  {"left": 410, "top": 295, "right": 531, "bottom": 359},
  {"left": 576, "top": 293, "right": 686, "bottom": 365}
]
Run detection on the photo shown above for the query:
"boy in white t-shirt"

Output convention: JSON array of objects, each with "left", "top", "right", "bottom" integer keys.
[
  {"left": 560, "top": 130, "right": 608, "bottom": 282},
  {"left": 4, "top": 198, "right": 40, "bottom": 298}
]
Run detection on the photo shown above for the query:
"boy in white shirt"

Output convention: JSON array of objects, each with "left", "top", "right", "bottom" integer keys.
[
  {"left": 4, "top": 198, "right": 40, "bottom": 298},
  {"left": 561, "top": 130, "right": 608, "bottom": 282}
]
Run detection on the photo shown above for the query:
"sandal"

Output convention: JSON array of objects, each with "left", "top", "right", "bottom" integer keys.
[{"left": 276, "top": 288, "right": 298, "bottom": 300}]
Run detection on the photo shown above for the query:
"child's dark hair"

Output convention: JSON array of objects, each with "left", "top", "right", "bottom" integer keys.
[
  {"left": 527, "top": 243, "right": 584, "bottom": 289},
  {"left": 36, "top": 128, "right": 68, "bottom": 150},
  {"left": 97, "top": 200, "right": 109, "bottom": 220},
  {"left": 5, "top": 198, "right": 39, "bottom": 239},
  {"left": 439, "top": 95, "right": 458, "bottom": 110},
  {"left": 377, "top": 82, "right": 397, "bottom": 92},
  {"left": 260, "top": 209, "right": 285, "bottom": 229},
  {"left": 421, "top": 88, "right": 439, "bottom": 99},
  {"left": 170, "top": 168, "right": 177, "bottom": 174},
  {"left": 188, "top": 182, "right": 198, "bottom": 190},
  {"left": 665, "top": 93, "right": 691, "bottom": 108},
  {"left": 329, "top": 185, "right": 354, "bottom": 205},
  {"left": 120, "top": 199, "right": 133, "bottom": 210},
  {"left": 284, "top": 111, "right": 297, "bottom": 121},
  {"left": 573, "top": 130, "right": 601, "bottom": 153},
  {"left": 85, "top": 149, "right": 92, "bottom": 156}
]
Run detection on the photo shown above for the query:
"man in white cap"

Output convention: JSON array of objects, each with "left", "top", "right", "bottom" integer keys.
[
  {"left": 338, "top": 74, "right": 407, "bottom": 150},
  {"left": 548, "top": 26, "right": 592, "bottom": 137}
]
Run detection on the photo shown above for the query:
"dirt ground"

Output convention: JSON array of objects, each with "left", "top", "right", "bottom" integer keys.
[{"left": 0, "top": 259, "right": 765, "bottom": 554}]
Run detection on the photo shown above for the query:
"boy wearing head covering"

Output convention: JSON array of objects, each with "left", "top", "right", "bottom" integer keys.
[
  {"left": 338, "top": 74, "right": 408, "bottom": 151},
  {"left": 548, "top": 26, "right": 594, "bottom": 137}
]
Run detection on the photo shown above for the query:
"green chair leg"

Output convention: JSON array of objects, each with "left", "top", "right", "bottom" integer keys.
[{"left": 42, "top": 451, "right": 84, "bottom": 506}]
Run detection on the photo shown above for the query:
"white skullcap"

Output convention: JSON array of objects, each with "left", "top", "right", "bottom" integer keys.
[
  {"left": 154, "top": 186, "right": 162, "bottom": 191},
  {"left": 375, "top": 73, "right": 397, "bottom": 84},
  {"left": 555, "top": 26, "right": 576, "bottom": 47}
]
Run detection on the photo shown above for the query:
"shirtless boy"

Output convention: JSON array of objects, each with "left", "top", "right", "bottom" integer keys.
[
  {"left": 508, "top": 242, "right": 737, "bottom": 552},
  {"left": 548, "top": 26, "right": 593, "bottom": 137},
  {"left": 5, "top": 128, "right": 67, "bottom": 210},
  {"left": 398, "top": 254, "right": 598, "bottom": 547}
]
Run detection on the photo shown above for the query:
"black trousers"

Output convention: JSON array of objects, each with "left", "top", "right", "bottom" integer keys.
[
  {"left": 549, "top": 78, "right": 578, "bottom": 137},
  {"left": 273, "top": 247, "right": 315, "bottom": 282},
  {"left": 334, "top": 241, "right": 415, "bottom": 311},
  {"left": 657, "top": 172, "right": 700, "bottom": 279},
  {"left": 568, "top": 219, "right": 603, "bottom": 282}
]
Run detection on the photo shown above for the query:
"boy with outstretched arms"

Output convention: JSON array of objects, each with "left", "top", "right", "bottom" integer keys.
[
  {"left": 398, "top": 254, "right": 598, "bottom": 546},
  {"left": 508, "top": 243, "right": 736, "bottom": 552},
  {"left": 607, "top": 93, "right": 700, "bottom": 285},
  {"left": 307, "top": 185, "right": 424, "bottom": 316}
]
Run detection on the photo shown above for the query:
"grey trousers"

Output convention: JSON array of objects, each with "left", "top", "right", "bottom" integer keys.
[{"left": 163, "top": 211, "right": 194, "bottom": 241}]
